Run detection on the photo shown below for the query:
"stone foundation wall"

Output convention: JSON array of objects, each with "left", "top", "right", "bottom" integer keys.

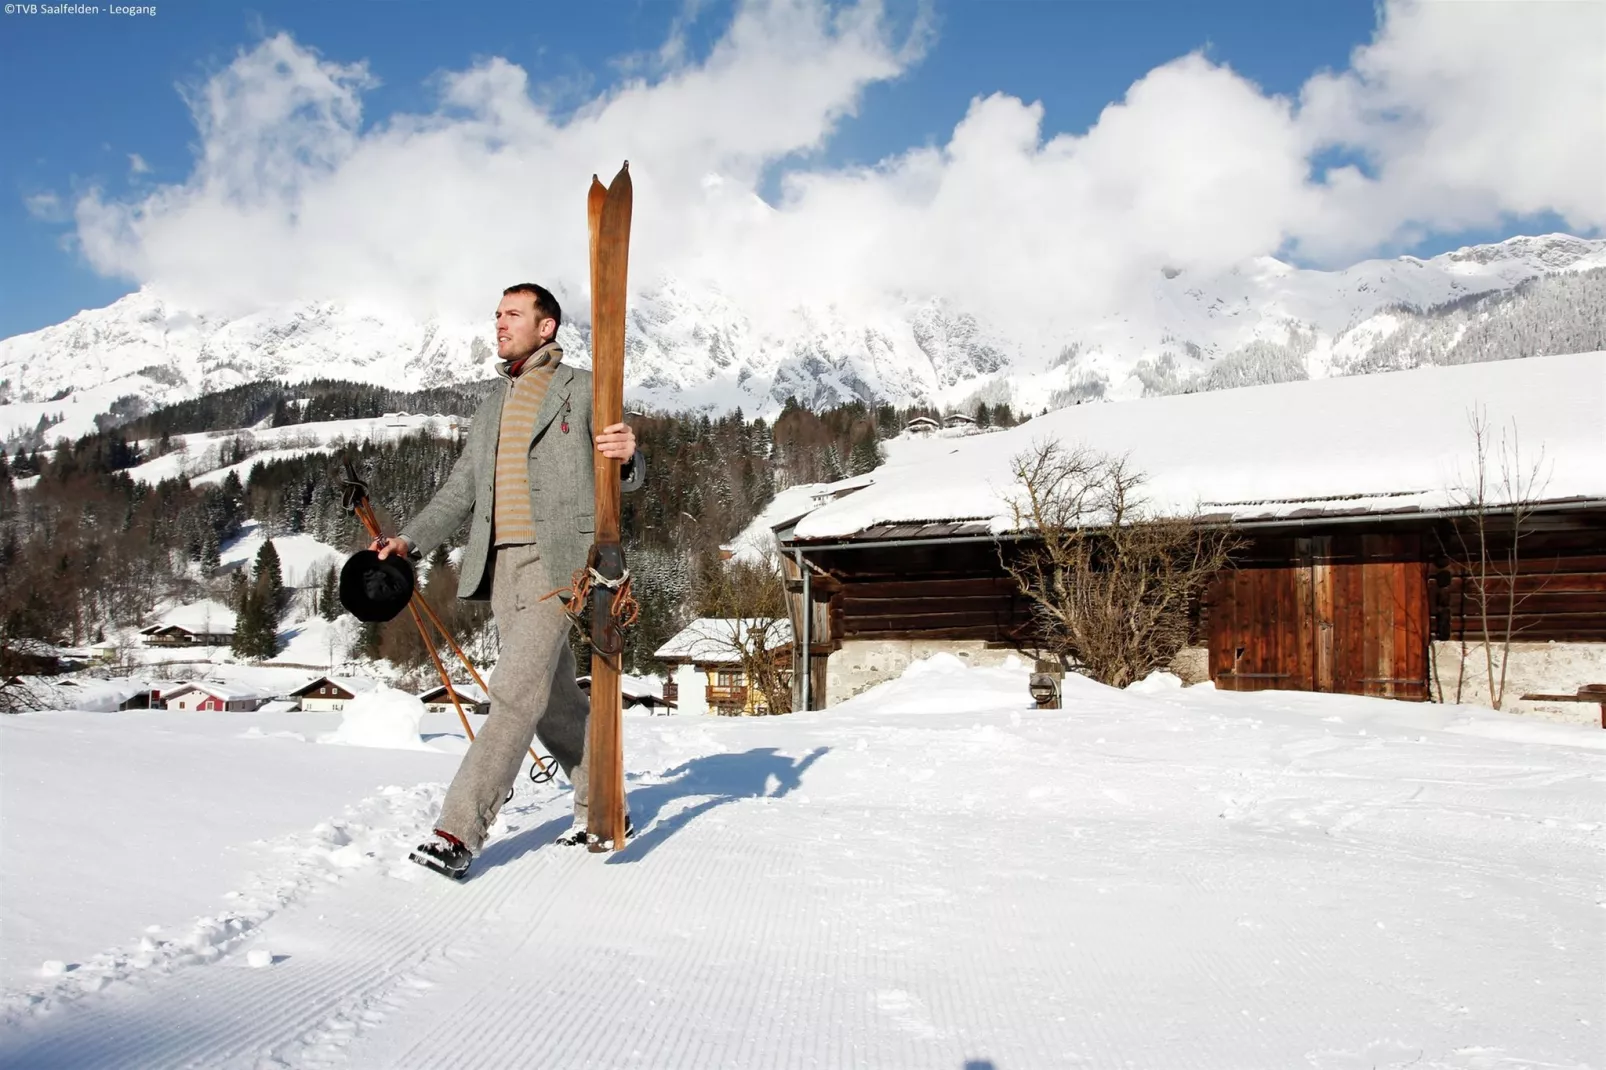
[
  {"left": 1429, "top": 641, "right": 1606, "bottom": 726},
  {"left": 823, "top": 638, "right": 1606, "bottom": 726},
  {"left": 824, "top": 640, "right": 1029, "bottom": 706},
  {"left": 1167, "top": 647, "right": 1212, "bottom": 686}
]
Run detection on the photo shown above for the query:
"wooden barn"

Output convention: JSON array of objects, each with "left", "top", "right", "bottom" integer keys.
[
  {"left": 776, "top": 352, "right": 1606, "bottom": 718},
  {"left": 1201, "top": 513, "right": 1605, "bottom": 700}
]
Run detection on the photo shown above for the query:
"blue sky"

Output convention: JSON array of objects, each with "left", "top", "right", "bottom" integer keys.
[{"left": 0, "top": 0, "right": 1589, "bottom": 339}]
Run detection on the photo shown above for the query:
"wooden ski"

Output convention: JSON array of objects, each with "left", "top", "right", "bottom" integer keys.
[{"left": 585, "top": 161, "right": 632, "bottom": 852}]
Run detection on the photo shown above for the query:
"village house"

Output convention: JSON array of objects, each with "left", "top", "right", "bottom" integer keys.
[
  {"left": 141, "top": 600, "right": 237, "bottom": 647},
  {"left": 0, "top": 675, "right": 159, "bottom": 712},
  {"left": 577, "top": 674, "right": 678, "bottom": 713},
  {"left": 417, "top": 682, "right": 490, "bottom": 716},
  {"left": 160, "top": 681, "right": 271, "bottom": 712},
  {"left": 288, "top": 676, "right": 382, "bottom": 712},
  {"left": 942, "top": 411, "right": 977, "bottom": 430},
  {"left": 774, "top": 352, "right": 1606, "bottom": 723},
  {"left": 654, "top": 618, "right": 793, "bottom": 716},
  {"left": 0, "top": 638, "right": 89, "bottom": 675}
]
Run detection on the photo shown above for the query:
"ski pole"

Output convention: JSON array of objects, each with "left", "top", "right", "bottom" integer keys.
[{"left": 342, "top": 465, "right": 556, "bottom": 782}]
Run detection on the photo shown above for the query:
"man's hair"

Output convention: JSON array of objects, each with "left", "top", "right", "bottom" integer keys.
[{"left": 503, "top": 283, "right": 562, "bottom": 331}]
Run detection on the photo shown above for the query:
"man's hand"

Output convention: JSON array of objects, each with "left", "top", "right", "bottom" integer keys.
[
  {"left": 370, "top": 535, "right": 411, "bottom": 560},
  {"left": 594, "top": 422, "right": 636, "bottom": 461}
]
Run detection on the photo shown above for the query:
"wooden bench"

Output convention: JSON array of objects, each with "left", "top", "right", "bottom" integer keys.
[{"left": 1519, "top": 684, "right": 1606, "bottom": 729}]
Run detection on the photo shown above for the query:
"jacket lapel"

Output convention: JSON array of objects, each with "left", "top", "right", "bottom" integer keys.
[{"left": 529, "top": 363, "right": 575, "bottom": 449}]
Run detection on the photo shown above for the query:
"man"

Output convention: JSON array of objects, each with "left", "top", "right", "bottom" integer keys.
[{"left": 372, "top": 282, "right": 644, "bottom": 881}]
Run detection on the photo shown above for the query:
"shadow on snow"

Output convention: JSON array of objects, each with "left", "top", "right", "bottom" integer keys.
[{"left": 479, "top": 745, "right": 829, "bottom": 872}]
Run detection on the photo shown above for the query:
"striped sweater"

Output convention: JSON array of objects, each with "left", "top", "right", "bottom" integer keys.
[{"left": 492, "top": 342, "right": 562, "bottom": 546}]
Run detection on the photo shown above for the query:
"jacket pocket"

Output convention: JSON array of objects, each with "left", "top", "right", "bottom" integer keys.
[{"left": 575, "top": 514, "right": 595, "bottom": 533}]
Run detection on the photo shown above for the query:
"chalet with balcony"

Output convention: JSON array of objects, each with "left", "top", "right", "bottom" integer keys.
[{"left": 653, "top": 618, "right": 794, "bottom": 716}]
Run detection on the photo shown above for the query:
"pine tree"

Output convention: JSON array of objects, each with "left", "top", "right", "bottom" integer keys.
[
  {"left": 848, "top": 433, "right": 881, "bottom": 476},
  {"left": 320, "top": 563, "right": 342, "bottom": 621},
  {"left": 358, "top": 620, "right": 383, "bottom": 661},
  {"left": 0, "top": 451, "right": 14, "bottom": 517},
  {"left": 201, "top": 529, "right": 221, "bottom": 572},
  {"left": 254, "top": 540, "right": 284, "bottom": 632},
  {"left": 822, "top": 445, "right": 845, "bottom": 482},
  {"left": 231, "top": 585, "right": 262, "bottom": 659}
]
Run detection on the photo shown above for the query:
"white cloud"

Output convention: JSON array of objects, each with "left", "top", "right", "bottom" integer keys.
[
  {"left": 65, "top": 0, "right": 1605, "bottom": 333},
  {"left": 25, "top": 191, "right": 67, "bottom": 222},
  {"left": 128, "top": 153, "right": 151, "bottom": 175},
  {"left": 1295, "top": 0, "right": 1606, "bottom": 260}
]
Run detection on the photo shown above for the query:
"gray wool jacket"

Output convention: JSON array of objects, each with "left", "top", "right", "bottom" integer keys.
[{"left": 398, "top": 349, "right": 645, "bottom": 601}]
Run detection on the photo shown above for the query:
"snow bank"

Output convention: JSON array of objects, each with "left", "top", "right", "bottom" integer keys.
[
  {"left": 317, "top": 688, "right": 431, "bottom": 751},
  {"left": 1126, "top": 671, "right": 1184, "bottom": 693}
]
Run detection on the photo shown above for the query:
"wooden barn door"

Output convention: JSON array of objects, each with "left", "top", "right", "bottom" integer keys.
[
  {"left": 1209, "top": 559, "right": 1312, "bottom": 692},
  {"left": 1211, "top": 533, "right": 1429, "bottom": 700},
  {"left": 1329, "top": 534, "right": 1429, "bottom": 700}
]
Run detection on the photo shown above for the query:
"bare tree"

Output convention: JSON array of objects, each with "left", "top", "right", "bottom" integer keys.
[
  {"left": 696, "top": 556, "right": 794, "bottom": 715},
  {"left": 1002, "top": 441, "right": 1240, "bottom": 689},
  {"left": 1444, "top": 407, "right": 1551, "bottom": 709},
  {"left": 0, "top": 674, "right": 56, "bottom": 715}
]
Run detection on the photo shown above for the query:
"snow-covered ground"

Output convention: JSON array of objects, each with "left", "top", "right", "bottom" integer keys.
[{"left": 2, "top": 655, "right": 1602, "bottom": 1068}]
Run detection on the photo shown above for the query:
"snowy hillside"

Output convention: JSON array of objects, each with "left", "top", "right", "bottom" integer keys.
[
  {"left": 118, "top": 412, "right": 462, "bottom": 487},
  {"left": 2, "top": 235, "right": 1602, "bottom": 441},
  {"left": 2, "top": 654, "right": 1602, "bottom": 1067}
]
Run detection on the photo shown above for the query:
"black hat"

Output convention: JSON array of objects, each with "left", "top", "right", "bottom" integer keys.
[{"left": 339, "top": 549, "right": 416, "bottom": 623}]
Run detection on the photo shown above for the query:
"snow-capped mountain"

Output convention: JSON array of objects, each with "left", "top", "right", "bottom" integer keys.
[{"left": 2, "top": 234, "right": 1602, "bottom": 443}]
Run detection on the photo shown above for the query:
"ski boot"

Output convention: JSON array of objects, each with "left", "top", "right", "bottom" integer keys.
[
  {"left": 409, "top": 830, "right": 472, "bottom": 881},
  {"left": 554, "top": 813, "right": 634, "bottom": 848}
]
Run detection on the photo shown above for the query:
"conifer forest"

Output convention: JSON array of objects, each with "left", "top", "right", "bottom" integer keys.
[{"left": 0, "top": 377, "right": 1020, "bottom": 679}]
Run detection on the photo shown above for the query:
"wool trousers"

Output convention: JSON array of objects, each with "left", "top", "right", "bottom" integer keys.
[{"left": 435, "top": 542, "right": 590, "bottom": 852}]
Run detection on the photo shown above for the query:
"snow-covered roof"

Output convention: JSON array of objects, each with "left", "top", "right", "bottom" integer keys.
[
  {"left": 654, "top": 618, "right": 794, "bottom": 665},
  {"left": 163, "top": 680, "right": 272, "bottom": 702},
  {"left": 149, "top": 600, "right": 238, "bottom": 634},
  {"left": 725, "top": 482, "right": 849, "bottom": 565},
  {"left": 575, "top": 673, "right": 666, "bottom": 700},
  {"left": 418, "top": 682, "right": 489, "bottom": 704},
  {"left": 289, "top": 676, "right": 384, "bottom": 698},
  {"left": 0, "top": 675, "right": 155, "bottom": 711},
  {"left": 785, "top": 351, "right": 1606, "bottom": 542},
  {"left": 2, "top": 638, "right": 79, "bottom": 658}
]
